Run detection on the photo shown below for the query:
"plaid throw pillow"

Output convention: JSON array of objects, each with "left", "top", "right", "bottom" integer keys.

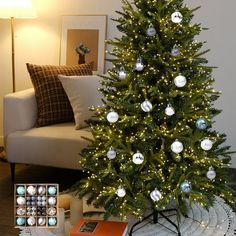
[{"left": 27, "top": 63, "right": 93, "bottom": 127}]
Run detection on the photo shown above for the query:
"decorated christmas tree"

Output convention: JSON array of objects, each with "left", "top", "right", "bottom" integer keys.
[{"left": 76, "top": 0, "right": 235, "bottom": 220}]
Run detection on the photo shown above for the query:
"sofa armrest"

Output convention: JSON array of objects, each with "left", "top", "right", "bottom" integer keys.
[{"left": 4, "top": 88, "right": 37, "bottom": 139}]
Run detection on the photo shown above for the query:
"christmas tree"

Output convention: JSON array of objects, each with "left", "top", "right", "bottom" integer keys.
[{"left": 76, "top": 0, "right": 235, "bottom": 220}]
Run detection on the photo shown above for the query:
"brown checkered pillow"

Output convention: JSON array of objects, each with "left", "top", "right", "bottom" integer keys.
[{"left": 27, "top": 63, "right": 93, "bottom": 127}]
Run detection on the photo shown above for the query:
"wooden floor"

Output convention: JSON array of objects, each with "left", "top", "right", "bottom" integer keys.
[
  {"left": 0, "top": 161, "right": 83, "bottom": 236},
  {"left": 0, "top": 158, "right": 235, "bottom": 235}
]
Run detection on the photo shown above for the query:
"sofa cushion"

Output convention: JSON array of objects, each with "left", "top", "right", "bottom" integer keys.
[
  {"left": 58, "top": 75, "right": 103, "bottom": 129},
  {"left": 6, "top": 123, "right": 93, "bottom": 170},
  {"left": 26, "top": 63, "right": 93, "bottom": 127}
]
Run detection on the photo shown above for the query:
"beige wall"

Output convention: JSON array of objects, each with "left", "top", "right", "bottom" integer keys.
[{"left": 1, "top": 0, "right": 236, "bottom": 167}]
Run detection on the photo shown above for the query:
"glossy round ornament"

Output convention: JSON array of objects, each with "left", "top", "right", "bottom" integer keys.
[
  {"left": 48, "top": 217, "right": 57, "bottom": 226},
  {"left": 196, "top": 118, "right": 208, "bottom": 130},
  {"left": 48, "top": 186, "right": 57, "bottom": 195},
  {"left": 174, "top": 75, "right": 187, "bottom": 88},
  {"left": 180, "top": 180, "right": 192, "bottom": 193},
  {"left": 171, "top": 11, "right": 183, "bottom": 23},
  {"left": 106, "top": 111, "right": 119, "bottom": 123},
  {"left": 201, "top": 138, "right": 213, "bottom": 151},
  {"left": 146, "top": 24, "right": 156, "bottom": 37},
  {"left": 17, "top": 196, "right": 26, "bottom": 205},
  {"left": 116, "top": 186, "right": 126, "bottom": 198},
  {"left": 47, "top": 207, "right": 57, "bottom": 216},
  {"left": 165, "top": 104, "right": 175, "bottom": 116},
  {"left": 38, "top": 217, "right": 46, "bottom": 226},
  {"left": 118, "top": 67, "right": 127, "bottom": 80},
  {"left": 16, "top": 207, "right": 26, "bottom": 216},
  {"left": 171, "top": 140, "right": 183, "bottom": 154},
  {"left": 27, "top": 185, "right": 36, "bottom": 195},
  {"left": 107, "top": 147, "right": 117, "bottom": 160},
  {"left": 150, "top": 189, "right": 162, "bottom": 202},
  {"left": 141, "top": 100, "right": 153, "bottom": 112},
  {"left": 132, "top": 151, "right": 144, "bottom": 165},
  {"left": 48, "top": 197, "right": 57, "bottom": 205},
  {"left": 16, "top": 217, "right": 26, "bottom": 226},
  {"left": 37, "top": 186, "right": 46, "bottom": 195},
  {"left": 16, "top": 186, "right": 25, "bottom": 195},
  {"left": 135, "top": 58, "right": 144, "bottom": 71},
  {"left": 27, "top": 216, "right": 36, "bottom": 226},
  {"left": 171, "top": 45, "right": 180, "bottom": 57},
  {"left": 206, "top": 166, "right": 216, "bottom": 180}
]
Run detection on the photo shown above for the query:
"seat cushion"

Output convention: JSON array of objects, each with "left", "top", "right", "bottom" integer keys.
[
  {"left": 27, "top": 63, "right": 93, "bottom": 127},
  {"left": 6, "top": 123, "right": 93, "bottom": 170}
]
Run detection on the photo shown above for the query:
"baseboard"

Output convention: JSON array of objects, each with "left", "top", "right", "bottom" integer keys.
[{"left": 0, "top": 136, "right": 4, "bottom": 147}]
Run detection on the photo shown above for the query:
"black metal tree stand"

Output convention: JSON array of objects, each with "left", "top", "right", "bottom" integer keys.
[{"left": 129, "top": 208, "right": 181, "bottom": 236}]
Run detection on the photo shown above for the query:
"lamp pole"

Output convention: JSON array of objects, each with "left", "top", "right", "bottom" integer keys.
[{"left": 10, "top": 17, "right": 15, "bottom": 92}]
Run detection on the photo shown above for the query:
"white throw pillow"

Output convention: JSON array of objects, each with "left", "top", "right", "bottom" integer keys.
[{"left": 58, "top": 75, "right": 103, "bottom": 129}]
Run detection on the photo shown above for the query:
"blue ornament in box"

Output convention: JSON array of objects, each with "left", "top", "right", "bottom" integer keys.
[
  {"left": 48, "top": 217, "right": 57, "bottom": 226},
  {"left": 180, "top": 180, "right": 192, "bottom": 193},
  {"left": 16, "top": 186, "right": 25, "bottom": 195},
  {"left": 196, "top": 118, "right": 208, "bottom": 130},
  {"left": 16, "top": 217, "right": 25, "bottom": 226},
  {"left": 48, "top": 186, "right": 57, "bottom": 195}
]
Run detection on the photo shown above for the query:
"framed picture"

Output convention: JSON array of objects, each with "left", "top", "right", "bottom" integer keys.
[{"left": 60, "top": 15, "right": 107, "bottom": 74}]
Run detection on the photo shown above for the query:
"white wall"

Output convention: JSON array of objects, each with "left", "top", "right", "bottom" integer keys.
[{"left": 0, "top": 0, "right": 235, "bottom": 167}]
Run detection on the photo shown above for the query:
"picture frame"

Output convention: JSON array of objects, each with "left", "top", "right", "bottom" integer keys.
[{"left": 60, "top": 15, "right": 107, "bottom": 74}]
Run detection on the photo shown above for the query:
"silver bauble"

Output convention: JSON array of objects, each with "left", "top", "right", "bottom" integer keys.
[
  {"left": 107, "top": 147, "right": 117, "bottom": 160},
  {"left": 150, "top": 189, "right": 162, "bottom": 202},
  {"left": 132, "top": 151, "right": 144, "bottom": 165},
  {"left": 180, "top": 180, "right": 192, "bottom": 193},
  {"left": 171, "top": 11, "right": 183, "bottom": 23},
  {"left": 107, "top": 111, "right": 119, "bottom": 123},
  {"left": 141, "top": 100, "right": 153, "bottom": 112}
]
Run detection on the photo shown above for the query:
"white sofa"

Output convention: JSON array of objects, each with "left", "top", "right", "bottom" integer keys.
[{"left": 3, "top": 88, "right": 93, "bottom": 181}]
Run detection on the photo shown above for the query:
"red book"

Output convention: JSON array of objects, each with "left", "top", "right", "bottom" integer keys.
[{"left": 70, "top": 218, "right": 128, "bottom": 236}]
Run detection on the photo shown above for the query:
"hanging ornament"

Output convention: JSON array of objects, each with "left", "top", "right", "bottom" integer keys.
[
  {"left": 196, "top": 118, "right": 208, "bottom": 130},
  {"left": 171, "top": 140, "right": 183, "bottom": 154},
  {"left": 165, "top": 104, "right": 175, "bottom": 116},
  {"left": 180, "top": 180, "right": 192, "bottom": 193},
  {"left": 135, "top": 58, "right": 144, "bottom": 71},
  {"left": 107, "top": 111, "right": 119, "bottom": 123},
  {"left": 141, "top": 100, "right": 153, "bottom": 112},
  {"left": 201, "top": 138, "right": 213, "bottom": 151},
  {"left": 171, "top": 11, "right": 183, "bottom": 23},
  {"left": 132, "top": 151, "right": 144, "bottom": 165},
  {"left": 150, "top": 189, "right": 162, "bottom": 202},
  {"left": 206, "top": 167, "right": 216, "bottom": 180},
  {"left": 116, "top": 186, "right": 126, "bottom": 198},
  {"left": 118, "top": 67, "right": 127, "bottom": 80},
  {"left": 171, "top": 45, "right": 180, "bottom": 57},
  {"left": 146, "top": 24, "right": 156, "bottom": 37},
  {"left": 174, "top": 75, "right": 187, "bottom": 88},
  {"left": 107, "top": 147, "right": 117, "bottom": 160}
]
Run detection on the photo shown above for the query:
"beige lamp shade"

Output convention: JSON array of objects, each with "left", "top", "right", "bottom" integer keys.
[{"left": 0, "top": 0, "right": 36, "bottom": 18}]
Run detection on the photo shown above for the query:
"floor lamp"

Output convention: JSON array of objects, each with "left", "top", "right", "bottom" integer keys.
[{"left": 0, "top": 0, "right": 36, "bottom": 92}]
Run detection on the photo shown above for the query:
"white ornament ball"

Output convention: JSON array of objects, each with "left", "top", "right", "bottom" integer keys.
[
  {"left": 201, "top": 138, "right": 213, "bottom": 151},
  {"left": 116, "top": 186, "right": 126, "bottom": 198},
  {"left": 118, "top": 67, "right": 127, "bottom": 80},
  {"left": 132, "top": 151, "right": 144, "bottom": 165},
  {"left": 107, "top": 147, "right": 116, "bottom": 160},
  {"left": 48, "top": 197, "right": 56, "bottom": 205},
  {"left": 107, "top": 111, "right": 119, "bottom": 123},
  {"left": 38, "top": 217, "right": 46, "bottom": 226},
  {"left": 146, "top": 24, "right": 156, "bottom": 37},
  {"left": 171, "top": 11, "right": 183, "bottom": 23},
  {"left": 27, "top": 216, "right": 36, "bottom": 226},
  {"left": 165, "top": 104, "right": 175, "bottom": 116},
  {"left": 37, "top": 186, "right": 46, "bottom": 195},
  {"left": 135, "top": 58, "right": 144, "bottom": 71},
  {"left": 27, "top": 185, "right": 36, "bottom": 195},
  {"left": 171, "top": 140, "right": 183, "bottom": 154},
  {"left": 16, "top": 197, "right": 26, "bottom": 205},
  {"left": 207, "top": 167, "right": 216, "bottom": 180},
  {"left": 141, "top": 100, "right": 153, "bottom": 112},
  {"left": 174, "top": 75, "right": 187, "bottom": 88},
  {"left": 150, "top": 189, "right": 162, "bottom": 202}
]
